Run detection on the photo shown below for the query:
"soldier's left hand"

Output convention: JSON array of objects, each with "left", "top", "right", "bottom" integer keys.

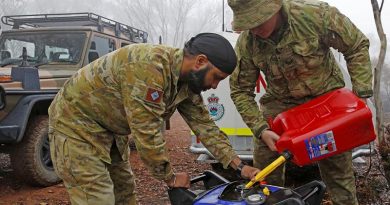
[
  {"left": 261, "top": 130, "right": 280, "bottom": 151},
  {"left": 241, "top": 165, "right": 260, "bottom": 180},
  {"left": 165, "top": 172, "right": 190, "bottom": 189}
]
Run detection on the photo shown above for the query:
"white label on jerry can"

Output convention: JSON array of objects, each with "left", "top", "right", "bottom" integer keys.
[{"left": 305, "top": 131, "right": 338, "bottom": 159}]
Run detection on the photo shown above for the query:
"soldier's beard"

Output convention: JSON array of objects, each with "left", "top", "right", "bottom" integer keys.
[{"left": 187, "top": 66, "right": 211, "bottom": 94}]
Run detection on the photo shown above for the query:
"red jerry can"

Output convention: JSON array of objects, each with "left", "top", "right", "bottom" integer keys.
[{"left": 271, "top": 88, "right": 376, "bottom": 166}]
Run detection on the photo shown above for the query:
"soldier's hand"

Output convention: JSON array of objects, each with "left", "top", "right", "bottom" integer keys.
[
  {"left": 261, "top": 130, "right": 280, "bottom": 151},
  {"left": 241, "top": 165, "right": 260, "bottom": 180},
  {"left": 164, "top": 172, "right": 190, "bottom": 189}
]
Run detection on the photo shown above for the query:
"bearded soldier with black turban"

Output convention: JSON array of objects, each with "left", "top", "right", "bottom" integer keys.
[{"left": 48, "top": 33, "right": 259, "bottom": 205}]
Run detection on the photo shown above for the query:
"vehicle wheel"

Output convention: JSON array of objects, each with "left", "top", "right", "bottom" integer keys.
[{"left": 10, "top": 115, "right": 61, "bottom": 186}]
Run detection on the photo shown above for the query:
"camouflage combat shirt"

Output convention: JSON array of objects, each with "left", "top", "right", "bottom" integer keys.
[
  {"left": 230, "top": 0, "right": 373, "bottom": 138},
  {"left": 49, "top": 44, "right": 237, "bottom": 180}
]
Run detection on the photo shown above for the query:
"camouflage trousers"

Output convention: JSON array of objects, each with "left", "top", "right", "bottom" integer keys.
[
  {"left": 254, "top": 99, "right": 358, "bottom": 205},
  {"left": 49, "top": 131, "right": 136, "bottom": 205}
]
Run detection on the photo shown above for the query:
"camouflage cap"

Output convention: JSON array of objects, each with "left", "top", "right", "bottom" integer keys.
[{"left": 228, "top": 0, "right": 282, "bottom": 31}]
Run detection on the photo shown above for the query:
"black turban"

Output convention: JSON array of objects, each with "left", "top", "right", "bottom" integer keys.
[{"left": 185, "top": 33, "right": 237, "bottom": 74}]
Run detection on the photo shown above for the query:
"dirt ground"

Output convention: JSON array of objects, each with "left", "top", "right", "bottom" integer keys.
[
  {"left": 0, "top": 112, "right": 389, "bottom": 205},
  {"left": 0, "top": 112, "right": 209, "bottom": 205}
]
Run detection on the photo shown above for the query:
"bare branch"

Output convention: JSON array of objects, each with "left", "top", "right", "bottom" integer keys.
[
  {"left": 120, "top": 0, "right": 220, "bottom": 46},
  {"left": 380, "top": 0, "right": 384, "bottom": 12},
  {"left": 371, "top": 0, "right": 387, "bottom": 144}
]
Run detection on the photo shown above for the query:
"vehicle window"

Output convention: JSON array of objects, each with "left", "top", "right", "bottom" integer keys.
[
  {"left": 0, "top": 33, "right": 86, "bottom": 66},
  {"left": 46, "top": 46, "right": 69, "bottom": 61},
  {"left": 89, "top": 35, "right": 116, "bottom": 63},
  {"left": 2, "top": 40, "right": 35, "bottom": 58}
]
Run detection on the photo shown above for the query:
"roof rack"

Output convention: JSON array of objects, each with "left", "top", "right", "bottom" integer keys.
[{"left": 1, "top": 12, "right": 148, "bottom": 43}]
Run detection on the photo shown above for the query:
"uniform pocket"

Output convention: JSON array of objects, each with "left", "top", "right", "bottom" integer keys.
[
  {"left": 291, "top": 38, "right": 325, "bottom": 71},
  {"left": 66, "top": 137, "right": 104, "bottom": 185},
  {"left": 256, "top": 57, "right": 289, "bottom": 96},
  {"left": 288, "top": 38, "right": 329, "bottom": 94},
  {"left": 50, "top": 133, "right": 78, "bottom": 185},
  {"left": 237, "top": 57, "right": 259, "bottom": 86}
]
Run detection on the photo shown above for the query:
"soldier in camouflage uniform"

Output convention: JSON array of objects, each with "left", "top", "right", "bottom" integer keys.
[
  {"left": 48, "top": 33, "right": 259, "bottom": 205},
  {"left": 228, "top": 0, "right": 372, "bottom": 204}
]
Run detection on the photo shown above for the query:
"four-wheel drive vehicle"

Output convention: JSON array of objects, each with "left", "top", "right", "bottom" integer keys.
[{"left": 0, "top": 13, "right": 148, "bottom": 186}]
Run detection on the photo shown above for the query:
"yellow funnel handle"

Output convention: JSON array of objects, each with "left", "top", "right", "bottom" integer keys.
[{"left": 245, "top": 155, "right": 287, "bottom": 189}]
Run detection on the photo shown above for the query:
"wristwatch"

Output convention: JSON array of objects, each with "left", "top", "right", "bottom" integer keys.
[{"left": 236, "top": 161, "right": 246, "bottom": 176}]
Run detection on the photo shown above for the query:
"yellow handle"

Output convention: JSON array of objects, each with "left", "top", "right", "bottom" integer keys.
[{"left": 245, "top": 155, "right": 287, "bottom": 189}]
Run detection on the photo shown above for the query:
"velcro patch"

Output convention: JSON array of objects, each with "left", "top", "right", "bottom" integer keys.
[{"left": 145, "top": 88, "right": 163, "bottom": 104}]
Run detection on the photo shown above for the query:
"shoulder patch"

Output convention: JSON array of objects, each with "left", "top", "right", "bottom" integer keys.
[{"left": 145, "top": 88, "right": 163, "bottom": 104}]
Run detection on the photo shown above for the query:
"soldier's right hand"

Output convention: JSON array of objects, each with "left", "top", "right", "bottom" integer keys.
[
  {"left": 241, "top": 165, "right": 260, "bottom": 180},
  {"left": 164, "top": 172, "right": 190, "bottom": 189},
  {"left": 261, "top": 130, "right": 280, "bottom": 151}
]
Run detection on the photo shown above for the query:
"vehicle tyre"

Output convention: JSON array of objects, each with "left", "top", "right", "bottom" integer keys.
[{"left": 10, "top": 115, "right": 61, "bottom": 186}]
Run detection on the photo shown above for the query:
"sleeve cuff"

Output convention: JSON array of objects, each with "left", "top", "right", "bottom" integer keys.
[
  {"left": 253, "top": 124, "right": 270, "bottom": 139},
  {"left": 354, "top": 89, "right": 373, "bottom": 98},
  {"left": 161, "top": 170, "right": 175, "bottom": 181},
  {"left": 149, "top": 162, "right": 174, "bottom": 181},
  {"left": 221, "top": 150, "right": 239, "bottom": 169}
]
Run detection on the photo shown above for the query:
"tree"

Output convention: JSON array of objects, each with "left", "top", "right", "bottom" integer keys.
[
  {"left": 0, "top": 0, "right": 27, "bottom": 16},
  {"left": 381, "top": 62, "right": 390, "bottom": 109},
  {"left": 0, "top": 0, "right": 28, "bottom": 33},
  {"left": 118, "top": 0, "right": 222, "bottom": 47},
  {"left": 0, "top": 0, "right": 124, "bottom": 36},
  {"left": 24, "top": 0, "right": 110, "bottom": 16},
  {"left": 371, "top": 0, "right": 389, "bottom": 182},
  {"left": 0, "top": 0, "right": 114, "bottom": 21},
  {"left": 1, "top": 0, "right": 224, "bottom": 47}
]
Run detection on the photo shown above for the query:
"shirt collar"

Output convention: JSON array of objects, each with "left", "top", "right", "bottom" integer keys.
[{"left": 171, "top": 48, "right": 184, "bottom": 87}]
